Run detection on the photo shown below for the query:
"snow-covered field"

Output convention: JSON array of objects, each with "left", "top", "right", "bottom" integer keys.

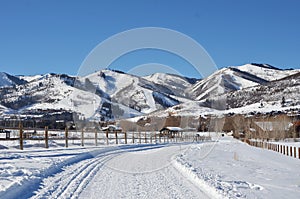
[
  {"left": 0, "top": 134, "right": 300, "bottom": 199},
  {"left": 177, "top": 135, "right": 300, "bottom": 199}
]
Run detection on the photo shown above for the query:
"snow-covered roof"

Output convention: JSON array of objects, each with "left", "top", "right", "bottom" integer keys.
[
  {"left": 101, "top": 125, "right": 122, "bottom": 131},
  {"left": 160, "top": 127, "right": 183, "bottom": 132}
]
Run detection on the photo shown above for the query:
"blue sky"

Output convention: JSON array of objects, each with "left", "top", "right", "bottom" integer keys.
[{"left": 0, "top": 0, "right": 299, "bottom": 78}]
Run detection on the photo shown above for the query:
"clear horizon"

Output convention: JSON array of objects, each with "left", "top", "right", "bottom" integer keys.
[{"left": 0, "top": 0, "right": 299, "bottom": 78}]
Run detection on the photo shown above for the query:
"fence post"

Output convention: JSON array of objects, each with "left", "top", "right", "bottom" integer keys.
[
  {"left": 95, "top": 129, "right": 98, "bottom": 146},
  {"left": 81, "top": 129, "right": 84, "bottom": 147},
  {"left": 280, "top": 145, "right": 282, "bottom": 154},
  {"left": 106, "top": 131, "right": 109, "bottom": 145},
  {"left": 294, "top": 147, "right": 296, "bottom": 158},
  {"left": 298, "top": 147, "right": 300, "bottom": 159},
  {"left": 124, "top": 132, "right": 127, "bottom": 144},
  {"left": 154, "top": 133, "right": 157, "bottom": 144},
  {"left": 144, "top": 132, "right": 147, "bottom": 143},
  {"left": 132, "top": 132, "right": 135, "bottom": 144},
  {"left": 139, "top": 132, "right": 141, "bottom": 144},
  {"left": 19, "top": 122, "right": 23, "bottom": 150},
  {"left": 290, "top": 146, "right": 293, "bottom": 157},
  {"left": 45, "top": 126, "right": 49, "bottom": 149},
  {"left": 65, "top": 127, "right": 68, "bottom": 148},
  {"left": 115, "top": 131, "right": 118, "bottom": 145}
]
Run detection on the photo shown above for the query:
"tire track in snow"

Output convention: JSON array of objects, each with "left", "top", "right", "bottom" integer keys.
[
  {"left": 31, "top": 154, "right": 114, "bottom": 199},
  {"left": 30, "top": 144, "right": 166, "bottom": 199}
]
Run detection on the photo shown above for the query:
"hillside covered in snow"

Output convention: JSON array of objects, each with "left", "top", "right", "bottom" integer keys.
[{"left": 0, "top": 63, "right": 299, "bottom": 122}]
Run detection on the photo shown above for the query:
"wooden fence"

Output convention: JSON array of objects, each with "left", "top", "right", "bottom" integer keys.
[
  {"left": 248, "top": 140, "right": 300, "bottom": 159},
  {"left": 0, "top": 126, "right": 196, "bottom": 150}
]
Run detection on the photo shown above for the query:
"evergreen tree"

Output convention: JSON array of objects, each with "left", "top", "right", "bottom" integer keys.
[{"left": 281, "top": 96, "right": 286, "bottom": 107}]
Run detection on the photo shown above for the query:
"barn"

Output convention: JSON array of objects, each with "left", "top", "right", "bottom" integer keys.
[
  {"left": 102, "top": 125, "right": 122, "bottom": 132},
  {"left": 159, "top": 127, "right": 183, "bottom": 138}
]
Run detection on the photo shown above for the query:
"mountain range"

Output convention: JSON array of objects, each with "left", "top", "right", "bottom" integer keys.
[{"left": 0, "top": 63, "right": 299, "bottom": 122}]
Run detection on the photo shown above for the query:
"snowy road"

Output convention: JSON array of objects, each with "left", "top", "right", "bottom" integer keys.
[
  {"left": 31, "top": 144, "right": 209, "bottom": 199},
  {"left": 2, "top": 135, "right": 299, "bottom": 198}
]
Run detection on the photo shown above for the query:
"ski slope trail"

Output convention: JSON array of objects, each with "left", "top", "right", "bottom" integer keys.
[{"left": 31, "top": 144, "right": 209, "bottom": 199}]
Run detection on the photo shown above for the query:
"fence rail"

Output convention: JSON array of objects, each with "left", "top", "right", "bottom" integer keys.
[
  {"left": 247, "top": 140, "right": 300, "bottom": 159},
  {"left": 0, "top": 126, "right": 197, "bottom": 150}
]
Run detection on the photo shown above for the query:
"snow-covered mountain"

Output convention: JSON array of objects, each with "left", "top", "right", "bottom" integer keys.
[
  {"left": 0, "top": 72, "right": 27, "bottom": 88},
  {"left": 189, "top": 67, "right": 269, "bottom": 100},
  {"left": 18, "top": 74, "right": 43, "bottom": 82},
  {"left": 189, "top": 70, "right": 300, "bottom": 116},
  {"left": 0, "top": 74, "right": 74, "bottom": 110},
  {"left": 0, "top": 72, "right": 136, "bottom": 121},
  {"left": 0, "top": 70, "right": 184, "bottom": 121},
  {"left": 149, "top": 71, "right": 300, "bottom": 118},
  {"left": 144, "top": 73, "right": 197, "bottom": 98},
  {"left": 236, "top": 63, "right": 300, "bottom": 81},
  {"left": 0, "top": 63, "right": 299, "bottom": 121},
  {"left": 225, "top": 71, "right": 300, "bottom": 109},
  {"left": 80, "top": 70, "right": 182, "bottom": 114}
]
